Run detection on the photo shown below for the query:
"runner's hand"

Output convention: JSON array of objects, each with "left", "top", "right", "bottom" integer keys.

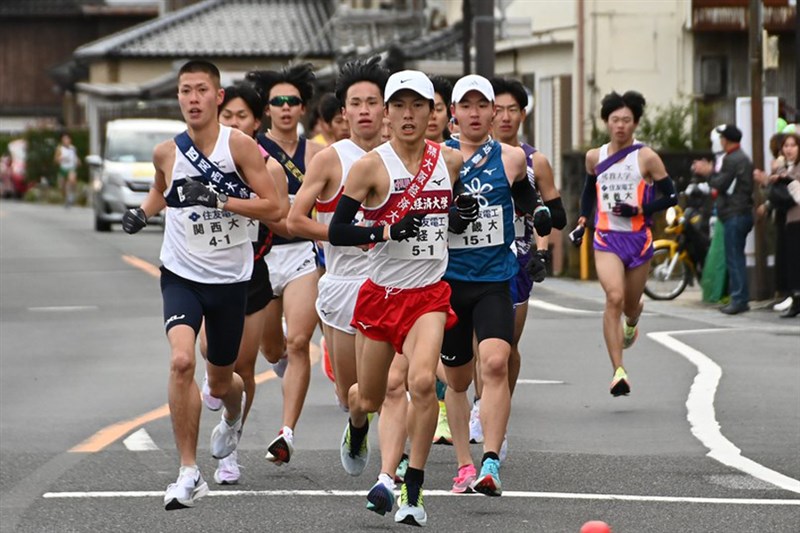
[
  {"left": 533, "top": 205, "right": 552, "bottom": 236},
  {"left": 180, "top": 179, "right": 218, "bottom": 208},
  {"left": 526, "top": 249, "right": 551, "bottom": 283},
  {"left": 122, "top": 207, "right": 147, "bottom": 234},
  {"left": 612, "top": 202, "right": 639, "bottom": 217},
  {"left": 389, "top": 214, "right": 425, "bottom": 242},
  {"left": 454, "top": 193, "right": 479, "bottom": 222}
]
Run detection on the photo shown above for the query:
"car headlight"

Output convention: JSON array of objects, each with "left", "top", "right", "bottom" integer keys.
[{"left": 665, "top": 206, "right": 677, "bottom": 226}]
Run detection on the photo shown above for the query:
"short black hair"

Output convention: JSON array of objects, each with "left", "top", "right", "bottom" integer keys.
[
  {"left": 334, "top": 56, "right": 390, "bottom": 105},
  {"left": 430, "top": 75, "right": 453, "bottom": 109},
  {"left": 318, "top": 93, "right": 342, "bottom": 123},
  {"left": 220, "top": 82, "right": 265, "bottom": 119},
  {"left": 178, "top": 59, "right": 221, "bottom": 88},
  {"left": 600, "top": 90, "right": 646, "bottom": 122},
  {"left": 246, "top": 63, "right": 315, "bottom": 106},
  {"left": 490, "top": 77, "right": 528, "bottom": 110}
]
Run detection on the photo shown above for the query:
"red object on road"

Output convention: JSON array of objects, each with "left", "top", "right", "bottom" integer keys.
[{"left": 580, "top": 521, "right": 611, "bottom": 533}]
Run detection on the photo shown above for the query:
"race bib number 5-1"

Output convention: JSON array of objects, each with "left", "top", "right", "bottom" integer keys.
[
  {"left": 449, "top": 206, "right": 504, "bottom": 249},
  {"left": 387, "top": 214, "right": 448, "bottom": 260},
  {"left": 185, "top": 209, "right": 249, "bottom": 253}
]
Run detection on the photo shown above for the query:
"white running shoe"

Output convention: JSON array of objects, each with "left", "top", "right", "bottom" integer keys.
[
  {"left": 201, "top": 373, "right": 223, "bottom": 412},
  {"left": 340, "top": 421, "right": 370, "bottom": 476},
  {"left": 214, "top": 450, "right": 240, "bottom": 485},
  {"left": 272, "top": 352, "right": 288, "bottom": 378},
  {"left": 499, "top": 435, "right": 508, "bottom": 463},
  {"left": 210, "top": 392, "right": 244, "bottom": 459},
  {"left": 265, "top": 426, "right": 295, "bottom": 465},
  {"left": 774, "top": 297, "right": 792, "bottom": 312},
  {"left": 469, "top": 400, "right": 483, "bottom": 444},
  {"left": 164, "top": 467, "right": 208, "bottom": 510}
]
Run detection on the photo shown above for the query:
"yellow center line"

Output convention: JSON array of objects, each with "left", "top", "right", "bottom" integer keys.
[{"left": 70, "top": 255, "right": 321, "bottom": 453}]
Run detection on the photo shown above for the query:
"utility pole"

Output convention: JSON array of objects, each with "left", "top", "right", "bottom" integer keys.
[
  {"left": 749, "top": 0, "right": 769, "bottom": 300},
  {"left": 474, "top": 0, "right": 495, "bottom": 78},
  {"left": 462, "top": 0, "right": 472, "bottom": 75}
]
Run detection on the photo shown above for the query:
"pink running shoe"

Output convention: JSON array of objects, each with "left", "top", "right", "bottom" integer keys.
[{"left": 451, "top": 464, "right": 477, "bottom": 494}]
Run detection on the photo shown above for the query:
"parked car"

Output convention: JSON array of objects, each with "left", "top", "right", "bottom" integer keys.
[{"left": 88, "top": 118, "right": 185, "bottom": 232}]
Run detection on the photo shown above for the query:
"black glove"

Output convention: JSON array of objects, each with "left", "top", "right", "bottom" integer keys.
[
  {"left": 122, "top": 207, "right": 147, "bottom": 234},
  {"left": 454, "top": 193, "right": 479, "bottom": 222},
  {"left": 180, "top": 179, "right": 218, "bottom": 208},
  {"left": 568, "top": 225, "right": 585, "bottom": 247},
  {"left": 526, "top": 249, "right": 551, "bottom": 283},
  {"left": 389, "top": 213, "right": 425, "bottom": 242},
  {"left": 533, "top": 205, "right": 552, "bottom": 236},
  {"left": 612, "top": 202, "right": 639, "bottom": 217}
]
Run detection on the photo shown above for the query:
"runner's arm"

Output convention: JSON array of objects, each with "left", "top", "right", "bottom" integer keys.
[
  {"left": 532, "top": 152, "right": 566, "bottom": 231},
  {"left": 287, "top": 148, "right": 336, "bottom": 241},
  {"left": 227, "top": 132, "right": 284, "bottom": 223}
]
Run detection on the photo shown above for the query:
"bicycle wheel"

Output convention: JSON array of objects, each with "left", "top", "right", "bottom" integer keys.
[{"left": 644, "top": 246, "right": 690, "bottom": 300}]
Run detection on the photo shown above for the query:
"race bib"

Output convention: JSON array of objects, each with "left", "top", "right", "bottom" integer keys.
[
  {"left": 513, "top": 212, "right": 527, "bottom": 238},
  {"left": 184, "top": 209, "right": 249, "bottom": 253},
  {"left": 246, "top": 217, "right": 259, "bottom": 242},
  {"left": 599, "top": 183, "right": 637, "bottom": 213},
  {"left": 387, "top": 214, "right": 448, "bottom": 260},
  {"left": 449, "top": 206, "right": 504, "bottom": 249}
]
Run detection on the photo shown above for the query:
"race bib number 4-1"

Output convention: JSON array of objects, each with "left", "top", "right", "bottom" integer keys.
[
  {"left": 450, "top": 206, "right": 505, "bottom": 249},
  {"left": 185, "top": 209, "right": 250, "bottom": 253},
  {"left": 387, "top": 214, "right": 448, "bottom": 260}
]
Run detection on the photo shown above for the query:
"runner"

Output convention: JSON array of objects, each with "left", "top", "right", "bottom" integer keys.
[
  {"left": 199, "top": 82, "right": 290, "bottom": 483},
  {"left": 54, "top": 133, "right": 80, "bottom": 207},
  {"left": 246, "top": 64, "right": 325, "bottom": 463},
  {"left": 440, "top": 75, "right": 550, "bottom": 497},
  {"left": 311, "top": 92, "right": 350, "bottom": 146},
  {"left": 569, "top": 90, "right": 676, "bottom": 396},
  {"left": 121, "top": 60, "right": 282, "bottom": 510},
  {"left": 328, "top": 70, "right": 470, "bottom": 526}
]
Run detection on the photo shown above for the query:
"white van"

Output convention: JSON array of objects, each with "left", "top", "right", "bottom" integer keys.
[{"left": 88, "top": 118, "right": 185, "bottom": 232}]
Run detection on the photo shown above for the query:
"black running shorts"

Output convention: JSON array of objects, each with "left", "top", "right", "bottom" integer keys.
[
  {"left": 160, "top": 266, "right": 247, "bottom": 367},
  {"left": 440, "top": 279, "right": 514, "bottom": 367},
  {"left": 245, "top": 258, "right": 274, "bottom": 315}
]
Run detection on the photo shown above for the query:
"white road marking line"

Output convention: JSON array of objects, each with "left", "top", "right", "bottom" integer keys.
[
  {"left": 528, "top": 299, "right": 600, "bottom": 314},
  {"left": 28, "top": 306, "right": 98, "bottom": 312},
  {"left": 516, "top": 379, "right": 565, "bottom": 385},
  {"left": 41, "top": 489, "right": 800, "bottom": 505},
  {"left": 122, "top": 429, "right": 158, "bottom": 451},
  {"left": 649, "top": 330, "right": 800, "bottom": 495}
]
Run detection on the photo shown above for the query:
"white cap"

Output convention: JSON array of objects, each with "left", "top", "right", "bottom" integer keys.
[
  {"left": 384, "top": 70, "right": 434, "bottom": 102},
  {"left": 452, "top": 74, "right": 495, "bottom": 103}
]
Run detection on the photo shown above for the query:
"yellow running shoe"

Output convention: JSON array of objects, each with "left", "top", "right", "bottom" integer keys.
[
  {"left": 610, "top": 367, "right": 630, "bottom": 397},
  {"left": 622, "top": 322, "right": 638, "bottom": 349},
  {"left": 432, "top": 401, "right": 452, "bottom": 445}
]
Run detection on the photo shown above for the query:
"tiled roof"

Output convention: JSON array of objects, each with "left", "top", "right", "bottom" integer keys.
[{"left": 75, "top": 0, "right": 336, "bottom": 59}]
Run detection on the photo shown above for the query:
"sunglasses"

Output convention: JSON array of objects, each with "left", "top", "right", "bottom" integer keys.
[{"left": 269, "top": 95, "right": 303, "bottom": 107}]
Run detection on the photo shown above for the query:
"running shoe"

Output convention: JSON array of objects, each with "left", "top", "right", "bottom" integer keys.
[
  {"left": 622, "top": 322, "right": 639, "bottom": 349},
  {"left": 394, "top": 453, "right": 409, "bottom": 484},
  {"left": 394, "top": 483, "right": 426, "bottom": 527},
  {"left": 499, "top": 435, "right": 508, "bottom": 463},
  {"left": 265, "top": 426, "right": 294, "bottom": 465},
  {"left": 472, "top": 458, "right": 502, "bottom": 497},
  {"left": 272, "top": 352, "right": 288, "bottom": 379},
  {"left": 210, "top": 393, "right": 244, "bottom": 459},
  {"left": 366, "top": 474, "right": 396, "bottom": 516},
  {"left": 201, "top": 373, "right": 222, "bottom": 412},
  {"left": 214, "top": 450, "right": 240, "bottom": 485},
  {"left": 610, "top": 367, "right": 631, "bottom": 397},
  {"left": 340, "top": 420, "right": 370, "bottom": 476},
  {"left": 451, "top": 464, "right": 477, "bottom": 493},
  {"left": 321, "top": 335, "right": 335, "bottom": 382},
  {"left": 774, "top": 296, "right": 792, "bottom": 312},
  {"left": 164, "top": 467, "right": 209, "bottom": 510},
  {"left": 469, "top": 399, "right": 483, "bottom": 444},
  {"left": 433, "top": 401, "right": 452, "bottom": 445}
]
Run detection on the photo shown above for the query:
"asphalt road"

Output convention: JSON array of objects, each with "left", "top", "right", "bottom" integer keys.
[{"left": 1, "top": 200, "right": 798, "bottom": 533}]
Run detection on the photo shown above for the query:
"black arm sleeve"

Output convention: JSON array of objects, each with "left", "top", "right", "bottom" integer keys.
[
  {"left": 328, "top": 194, "right": 385, "bottom": 246},
  {"left": 579, "top": 174, "right": 597, "bottom": 218},
  {"left": 511, "top": 178, "right": 540, "bottom": 215},
  {"left": 544, "top": 197, "right": 567, "bottom": 230},
  {"left": 642, "top": 176, "right": 678, "bottom": 216}
]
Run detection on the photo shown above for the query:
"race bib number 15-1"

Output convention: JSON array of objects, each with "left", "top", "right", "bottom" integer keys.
[{"left": 449, "top": 206, "right": 504, "bottom": 249}]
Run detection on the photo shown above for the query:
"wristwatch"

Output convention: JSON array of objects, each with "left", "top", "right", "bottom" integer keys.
[{"left": 216, "top": 192, "right": 228, "bottom": 210}]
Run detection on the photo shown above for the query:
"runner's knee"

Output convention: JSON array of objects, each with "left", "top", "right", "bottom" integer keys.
[{"left": 170, "top": 349, "right": 195, "bottom": 379}]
